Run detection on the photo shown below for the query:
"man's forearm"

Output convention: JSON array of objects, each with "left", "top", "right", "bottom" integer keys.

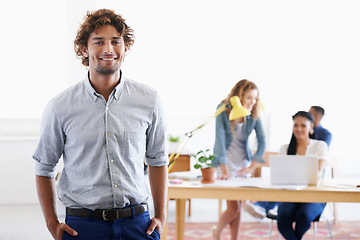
[
  {"left": 36, "top": 175, "right": 78, "bottom": 240},
  {"left": 148, "top": 165, "right": 168, "bottom": 222},
  {"left": 36, "top": 175, "right": 59, "bottom": 229}
]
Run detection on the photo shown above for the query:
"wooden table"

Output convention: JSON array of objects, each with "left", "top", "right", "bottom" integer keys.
[{"left": 162, "top": 179, "right": 360, "bottom": 240}]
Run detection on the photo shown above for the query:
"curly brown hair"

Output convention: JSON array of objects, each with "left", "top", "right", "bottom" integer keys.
[{"left": 74, "top": 9, "right": 135, "bottom": 66}]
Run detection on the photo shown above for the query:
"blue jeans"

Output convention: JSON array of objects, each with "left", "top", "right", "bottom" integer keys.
[
  {"left": 277, "top": 202, "right": 326, "bottom": 240},
  {"left": 255, "top": 201, "right": 278, "bottom": 212},
  {"left": 62, "top": 211, "right": 160, "bottom": 240}
]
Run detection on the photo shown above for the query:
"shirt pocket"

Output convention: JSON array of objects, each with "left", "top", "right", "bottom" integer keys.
[{"left": 118, "top": 132, "right": 146, "bottom": 158}]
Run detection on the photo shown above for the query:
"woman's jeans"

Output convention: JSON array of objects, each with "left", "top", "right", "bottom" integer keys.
[
  {"left": 62, "top": 211, "right": 160, "bottom": 240},
  {"left": 277, "top": 202, "right": 326, "bottom": 240},
  {"left": 255, "top": 201, "right": 278, "bottom": 212}
]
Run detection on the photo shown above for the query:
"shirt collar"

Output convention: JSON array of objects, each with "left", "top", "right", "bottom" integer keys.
[
  {"left": 84, "top": 71, "right": 125, "bottom": 102},
  {"left": 113, "top": 71, "right": 124, "bottom": 100}
]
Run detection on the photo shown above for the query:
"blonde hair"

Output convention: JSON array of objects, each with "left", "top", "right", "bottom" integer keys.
[{"left": 223, "top": 79, "right": 260, "bottom": 131}]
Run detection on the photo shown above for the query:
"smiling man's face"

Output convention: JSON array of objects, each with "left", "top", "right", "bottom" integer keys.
[{"left": 82, "top": 25, "right": 126, "bottom": 75}]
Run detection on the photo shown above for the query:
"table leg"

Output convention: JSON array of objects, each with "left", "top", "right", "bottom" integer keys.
[
  {"left": 176, "top": 199, "right": 186, "bottom": 240},
  {"left": 161, "top": 198, "right": 170, "bottom": 240}
]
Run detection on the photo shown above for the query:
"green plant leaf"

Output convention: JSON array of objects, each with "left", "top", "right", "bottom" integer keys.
[
  {"left": 168, "top": 134, "right": 181, "bottom": 142},
  {"left": 194, "top": 164, "right": 202, "bottom": 169},
  {"left": 193, "top": 150, "right": 202, "bottom": 158},
  {"left": 198, "top": 156, "right": 207, "bottom": 163},
  {"left": 193, "top": 149, "right": 215, "bottom": 169}
]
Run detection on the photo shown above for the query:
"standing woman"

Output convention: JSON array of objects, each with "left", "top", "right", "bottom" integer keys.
[
  {"left": 277, "top": 111, "right": 328, "bottom": 240},
  {"left": 212, "top": 80, "right": 266, "bottom": 240}
]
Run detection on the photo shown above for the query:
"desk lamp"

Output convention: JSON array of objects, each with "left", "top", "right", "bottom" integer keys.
[{"left": 168, "top": 96, "right": 251, "bottom": 172}]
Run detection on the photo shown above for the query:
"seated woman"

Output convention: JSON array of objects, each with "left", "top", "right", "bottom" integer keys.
[{"left": 277, "top": 111, "right": 328, "bottom": 240}]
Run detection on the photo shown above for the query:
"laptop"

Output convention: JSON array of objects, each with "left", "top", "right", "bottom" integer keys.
[{"left": 269, "top": 155, "right": 319, "bottom": 185}]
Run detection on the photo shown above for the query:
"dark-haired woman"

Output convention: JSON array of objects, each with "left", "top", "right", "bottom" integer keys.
[{"left": 277, "top": 111, "right": 328, "bottom": 240}]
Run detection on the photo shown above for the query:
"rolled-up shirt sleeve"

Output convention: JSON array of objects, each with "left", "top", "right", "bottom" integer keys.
[
  {"left": 33, "top": 100, "right": 64, "bottom": 178},
  {"left": 145, "top": 93, "right": 168, "bottom": 167},
  {"left": 316, "top": 140, "right": 329, "bottom": 162}
]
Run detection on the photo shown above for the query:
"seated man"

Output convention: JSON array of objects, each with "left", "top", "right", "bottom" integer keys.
[{"left": 309, "top": 106, "right": 332, "bottom": 147}]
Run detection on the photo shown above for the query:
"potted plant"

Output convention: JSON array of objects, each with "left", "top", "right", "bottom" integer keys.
[
  {"left": 193, "top": 149, "right": 216, "bottom": 183},
  {"left": 168, "top": 134, "right": 181, "bottom": 153},
  {"left": 168, "top": 134, "right": 181, "bottom": 143}
]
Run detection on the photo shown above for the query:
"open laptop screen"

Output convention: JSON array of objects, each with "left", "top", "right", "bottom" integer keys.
[{"left": 269, "top": 155, "right": 318, "bottom": 185}]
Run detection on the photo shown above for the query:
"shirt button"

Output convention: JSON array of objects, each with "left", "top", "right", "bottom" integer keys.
[
  {"left": 106, "top": 106, "right": 109, "bottom": 111},
  {"left": 114, "top": 184, "right": 118, "bottom": 188},
  {"left": 107, "top": 133, "right": 111, "bottom": 136},
  {"left": 110, "top": 159, "right": 114, "bottom": 163}
]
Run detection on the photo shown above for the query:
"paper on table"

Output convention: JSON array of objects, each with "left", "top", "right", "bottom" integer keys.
[
  {"left": 201, "top": 177, "right": 307, "bottom": 191},
  {"left": 168, "top": 171, "right": 202, "bottom": 180},
  {"left": 321, "top": 179, "right": 360, "bottom": 189}
]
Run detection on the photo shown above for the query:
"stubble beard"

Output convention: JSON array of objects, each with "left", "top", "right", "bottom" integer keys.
[{"left": 95, "top": 61, "right": 121, "bottom": 75}]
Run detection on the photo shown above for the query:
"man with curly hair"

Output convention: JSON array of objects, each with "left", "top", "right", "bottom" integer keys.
[{"left": 33, "top": 9, "right": 168, "bottom": 240}]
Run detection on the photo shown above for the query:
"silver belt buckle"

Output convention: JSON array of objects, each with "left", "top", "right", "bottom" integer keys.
[{"left": 102, "top": 209, "right": 117, "bottom": 220}]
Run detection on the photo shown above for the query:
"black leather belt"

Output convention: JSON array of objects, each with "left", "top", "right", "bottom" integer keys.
[{"left": 66, "top": 203, "right": 148, "bottom": 220}]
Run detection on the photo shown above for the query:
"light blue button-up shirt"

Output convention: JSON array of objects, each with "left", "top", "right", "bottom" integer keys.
[{"left": 33, "top": 73, "right": 168, "bottom": 210}]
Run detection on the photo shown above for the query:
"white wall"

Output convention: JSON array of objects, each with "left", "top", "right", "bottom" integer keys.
[
  {"left": 0, "top": 1, "right": 68, "bottom": 118},
  {"left": 0, "top": 138, "right": 39, "bottom": 204}
]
